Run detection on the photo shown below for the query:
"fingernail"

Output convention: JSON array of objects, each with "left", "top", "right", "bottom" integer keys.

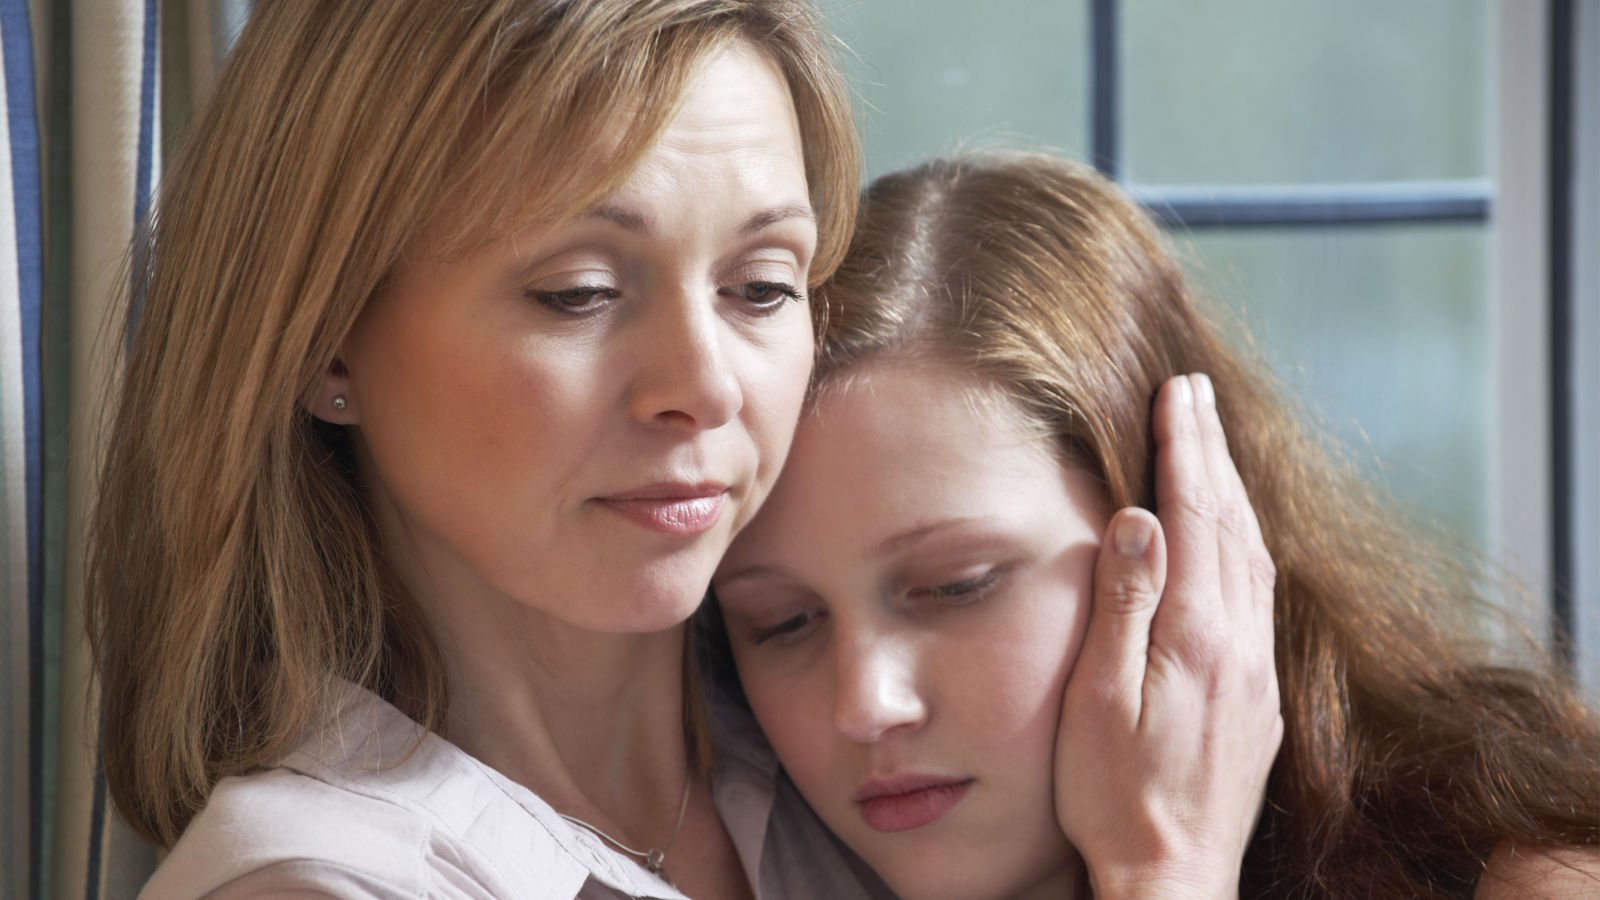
[
  {"left": 1173, "top": 376, "right": 1193, "bottom": 407},
  {"left": 1113, "top": 513, "right": 1154, "bottom": 558},
  {"left": 1194, "top": 373, "right": 1215, "bottom": 408}
]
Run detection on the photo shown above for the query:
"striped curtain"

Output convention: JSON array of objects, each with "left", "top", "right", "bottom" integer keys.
[{"left": 1, "top": 2, "right": 250, "bottom": 898}]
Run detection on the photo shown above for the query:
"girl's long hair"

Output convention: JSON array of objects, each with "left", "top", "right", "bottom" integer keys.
[
  {"left": 811, "top": 151, "right": 1600, "bottom": 898},
  {"left": 87, "top": 0, "right": 860, "bottom": 848}
]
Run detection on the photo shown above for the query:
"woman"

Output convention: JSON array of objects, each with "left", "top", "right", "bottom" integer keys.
[
  {"left": 712, "top": 153, "right": 1600, "bottom": 899},
  {"left": 90, "top": 4, "right": 1270, "bottom": 898},
  {"left": 92, "top": 2, "right": 859, "bottom": 897}
]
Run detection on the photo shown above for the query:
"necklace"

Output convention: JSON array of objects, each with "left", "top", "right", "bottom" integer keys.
[{"left": 558, "top": 774, "right": 693, "bottom": 884}]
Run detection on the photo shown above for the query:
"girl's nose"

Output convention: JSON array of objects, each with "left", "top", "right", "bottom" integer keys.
[{"left": 832, "top": 636, "right": 927, "bottom": 744}]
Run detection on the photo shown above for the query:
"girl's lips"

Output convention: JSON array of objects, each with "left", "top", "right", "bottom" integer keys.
[
  {"left": 598, "top": 491, "right": 727, "bottom": 535},
  {"left": 855, "top": 777, "right": 974, "bottom": 833}
]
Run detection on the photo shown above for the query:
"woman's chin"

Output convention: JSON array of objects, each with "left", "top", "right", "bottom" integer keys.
[
  {"left": 582, "top": 571, "right": 714, "bottom": 634},
  {"left": 492, "top": 546, "right": 719, "bottom": 635}
]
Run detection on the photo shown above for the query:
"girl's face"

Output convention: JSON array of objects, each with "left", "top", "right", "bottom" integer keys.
[
  {"left": 714, "top": 361, "right": 1110, "bottom": 900},
  {"left": 339, "top": 42, "right": 816, "bottom": 632}
]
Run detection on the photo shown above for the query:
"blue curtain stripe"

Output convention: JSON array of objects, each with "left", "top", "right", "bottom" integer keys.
[
  {"left": 125, "top": 0, "right": 158, "bottom": 341},
  {"left": 135, "top": 0, "right": 156, "bottom": 231},
  {"left": 1, "top": 0, "right": 43, "bottom": 898}
]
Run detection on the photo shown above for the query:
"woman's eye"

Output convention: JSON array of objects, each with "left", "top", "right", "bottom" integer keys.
[
  {"left": 525, "top": 285, "right": 619, "bottom": 314},
  {"left": 749, "top": 608, "right": 825, "bottom": 646},
  {"left": 725, "top": 280, "right": 803, "bottom": 312},
  {"left": 907, "top": 570, "right": 1002, "bottom": 605}
]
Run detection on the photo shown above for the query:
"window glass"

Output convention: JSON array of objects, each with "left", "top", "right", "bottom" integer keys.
[
  {"left": 1125, "top": 0, "right": 1492, "bottom": 185},
  {"left": 818, "top": 0, "right": 1497, "bottom": 554},
  {"left": 1178, "top": 224, "right": 1492, "bottom": 544},
  {"left": 820, "top": 0, "right": 1089, "bottom": 178}
]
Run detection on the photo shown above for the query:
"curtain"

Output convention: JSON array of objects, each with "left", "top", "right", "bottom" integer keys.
[{"left": 1, "top": 2, "right": 249, "bottom": 898}]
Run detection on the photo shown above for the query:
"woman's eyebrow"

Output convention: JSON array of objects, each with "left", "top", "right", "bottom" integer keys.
[
  {"left": 584, "top": 202, "right": 651, "bottom": 233},
  {"left": 739, "top": 204, "right": 815, "bottom": 235},
  {"left": 578, "top": 202, "right": 814, "bottom": 238}
]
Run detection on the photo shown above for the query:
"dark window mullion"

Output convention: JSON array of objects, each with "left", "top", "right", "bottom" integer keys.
[
  {"left": 1095, "top": 2, "right": 1492, "bottom": 231},
  {"left": 1133, "top": 180, "right": 1493, "bottom": 229},
  {"left": 1550, "top": 0, "right": 1575, "bottom": 665},
  {"left": 1090, "top": 0, "right": 1119, "bottom": 180}
]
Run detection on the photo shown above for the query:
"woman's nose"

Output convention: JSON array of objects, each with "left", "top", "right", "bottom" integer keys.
[
  {"left": 626, "top": 289, "right": 742, "bottom": 430},
  {"left": 833, "top": 637, "right": 927, "bottom": 744}
]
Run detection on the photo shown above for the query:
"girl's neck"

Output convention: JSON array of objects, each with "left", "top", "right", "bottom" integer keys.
[{"left": 1011, "top": 855, "right": 1087, "bottom": 900}]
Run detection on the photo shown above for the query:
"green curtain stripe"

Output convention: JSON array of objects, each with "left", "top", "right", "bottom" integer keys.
[{"left": 39, "top": 0, "right": 71, "bottom": 895}]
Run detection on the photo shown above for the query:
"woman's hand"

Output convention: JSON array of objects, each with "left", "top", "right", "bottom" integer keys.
[{"left": 1054, "top": 373, "right": 1282, "bottom": 900}]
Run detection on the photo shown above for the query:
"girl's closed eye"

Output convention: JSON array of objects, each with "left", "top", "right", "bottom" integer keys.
[
  {"left": 903, "top": 566, "right": 1009, "bottom": 607},
  {"left": 748, "top": 606, "right": 827, "bottom": 646}
]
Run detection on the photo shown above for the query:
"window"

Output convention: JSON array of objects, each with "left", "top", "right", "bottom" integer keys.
[{"left": 821, "top": 0, "right": 1596, "bottom": 685}]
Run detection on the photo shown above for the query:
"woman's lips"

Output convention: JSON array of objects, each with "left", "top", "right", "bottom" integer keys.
[
  {"left": 597, "top": 485, "right": 727, "bottom": 535},
  {"left": 855, "top": 776, "right": 974, "bottom": 833}
]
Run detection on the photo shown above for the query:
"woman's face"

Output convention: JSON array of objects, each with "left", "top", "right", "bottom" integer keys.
[
  {"left": 714, "top": 361, "right": 1110, "bottom": 900},
  {"left": 339, "top": 42, "right": 816, "bottom": 632}
]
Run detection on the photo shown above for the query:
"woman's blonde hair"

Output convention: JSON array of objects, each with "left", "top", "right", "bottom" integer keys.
[
  {"left": 810, "top": 152, "right": 1600, "bottom": 897},
  {"left": 88, "top": 0, "right": 860, "bottom": 847}
]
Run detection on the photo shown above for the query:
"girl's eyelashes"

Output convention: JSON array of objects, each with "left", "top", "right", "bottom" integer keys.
[
  {"left": 748, "top": 607, "right": 825, "bottom": 646},
  {"left": 723, "top": 280, "right": 805, "bottom": 313},
  {"left": 524, "top": 284, "right": 619, "bottom": 315},
  {"left": 739, "top": 566, "right": 1012, "bottom": 646},
  {"left": 905, "top": 568, "right": 1005, "bottom": 605}
]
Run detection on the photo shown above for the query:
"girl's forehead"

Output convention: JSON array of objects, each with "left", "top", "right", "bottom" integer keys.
[
  {"left": 811, "top": 358, "right": 1033, "bottom": 432},
  {"left": 798, "top": 362, "right": 1051, "bottom": 483}
]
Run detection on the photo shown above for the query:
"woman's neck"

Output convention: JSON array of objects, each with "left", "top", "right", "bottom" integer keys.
[
  {"left": 435, "top": 594, "right": 694, "bottom": 840},
  {"left": 416, "top": 576, "right": 754, "bottom": 900},
  {"left": 455, "top": 611, "right": 685, "bottom": 761},
  {"left": 351, "top": 450, "right": 739, "bottom": 891},
  {"left": 366, "top": 506, "right": 692, "bottom": 847}
]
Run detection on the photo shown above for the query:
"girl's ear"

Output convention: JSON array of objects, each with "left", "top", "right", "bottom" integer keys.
[{"left": 307, "top": 357, "right": 357, "bottom": 424}]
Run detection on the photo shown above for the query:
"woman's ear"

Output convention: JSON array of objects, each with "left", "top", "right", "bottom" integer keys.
[{"left": 307, "top": 357, "right": 358, "bottom": 424}]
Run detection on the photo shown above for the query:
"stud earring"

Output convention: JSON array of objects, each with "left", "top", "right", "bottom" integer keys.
[{"left": 331, "top": 395, "right": 348, "bottom": 411}]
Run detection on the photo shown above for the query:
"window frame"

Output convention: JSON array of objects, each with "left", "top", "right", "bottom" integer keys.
[
  {"left": 1088, "top": 0, "right": 1590, "bottom": 683},
  {"left": 1566, "top": 0, "right": 1598, "bottom": 693}
]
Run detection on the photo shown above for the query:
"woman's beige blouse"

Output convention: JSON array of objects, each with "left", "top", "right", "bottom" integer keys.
[{"left": 139, "top": 681, "right": 891, "bottom": 899}]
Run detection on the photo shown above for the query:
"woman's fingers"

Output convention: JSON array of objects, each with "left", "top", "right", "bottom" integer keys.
[
  {"left": 1073, "top": 508, "right": 1167, "bottom": 732},
  {"left": 1191, "top": 373, "right": 1276, "bottom": 654},
  {"left": 1187, "top": 373, "right": 1282, "bottom": 821},
  {"left": 1149, "top": 376, "right": 1222, "bottom": 666},
  {"left": 1058, "top": 377, "right": 1280, "bottom": 898},
  {"left": 1191, "top": 375, "right": 1263, "bottom": 550},
  {"left": 1190, "top": 374, "right": 1256, "bottom": 624}
]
